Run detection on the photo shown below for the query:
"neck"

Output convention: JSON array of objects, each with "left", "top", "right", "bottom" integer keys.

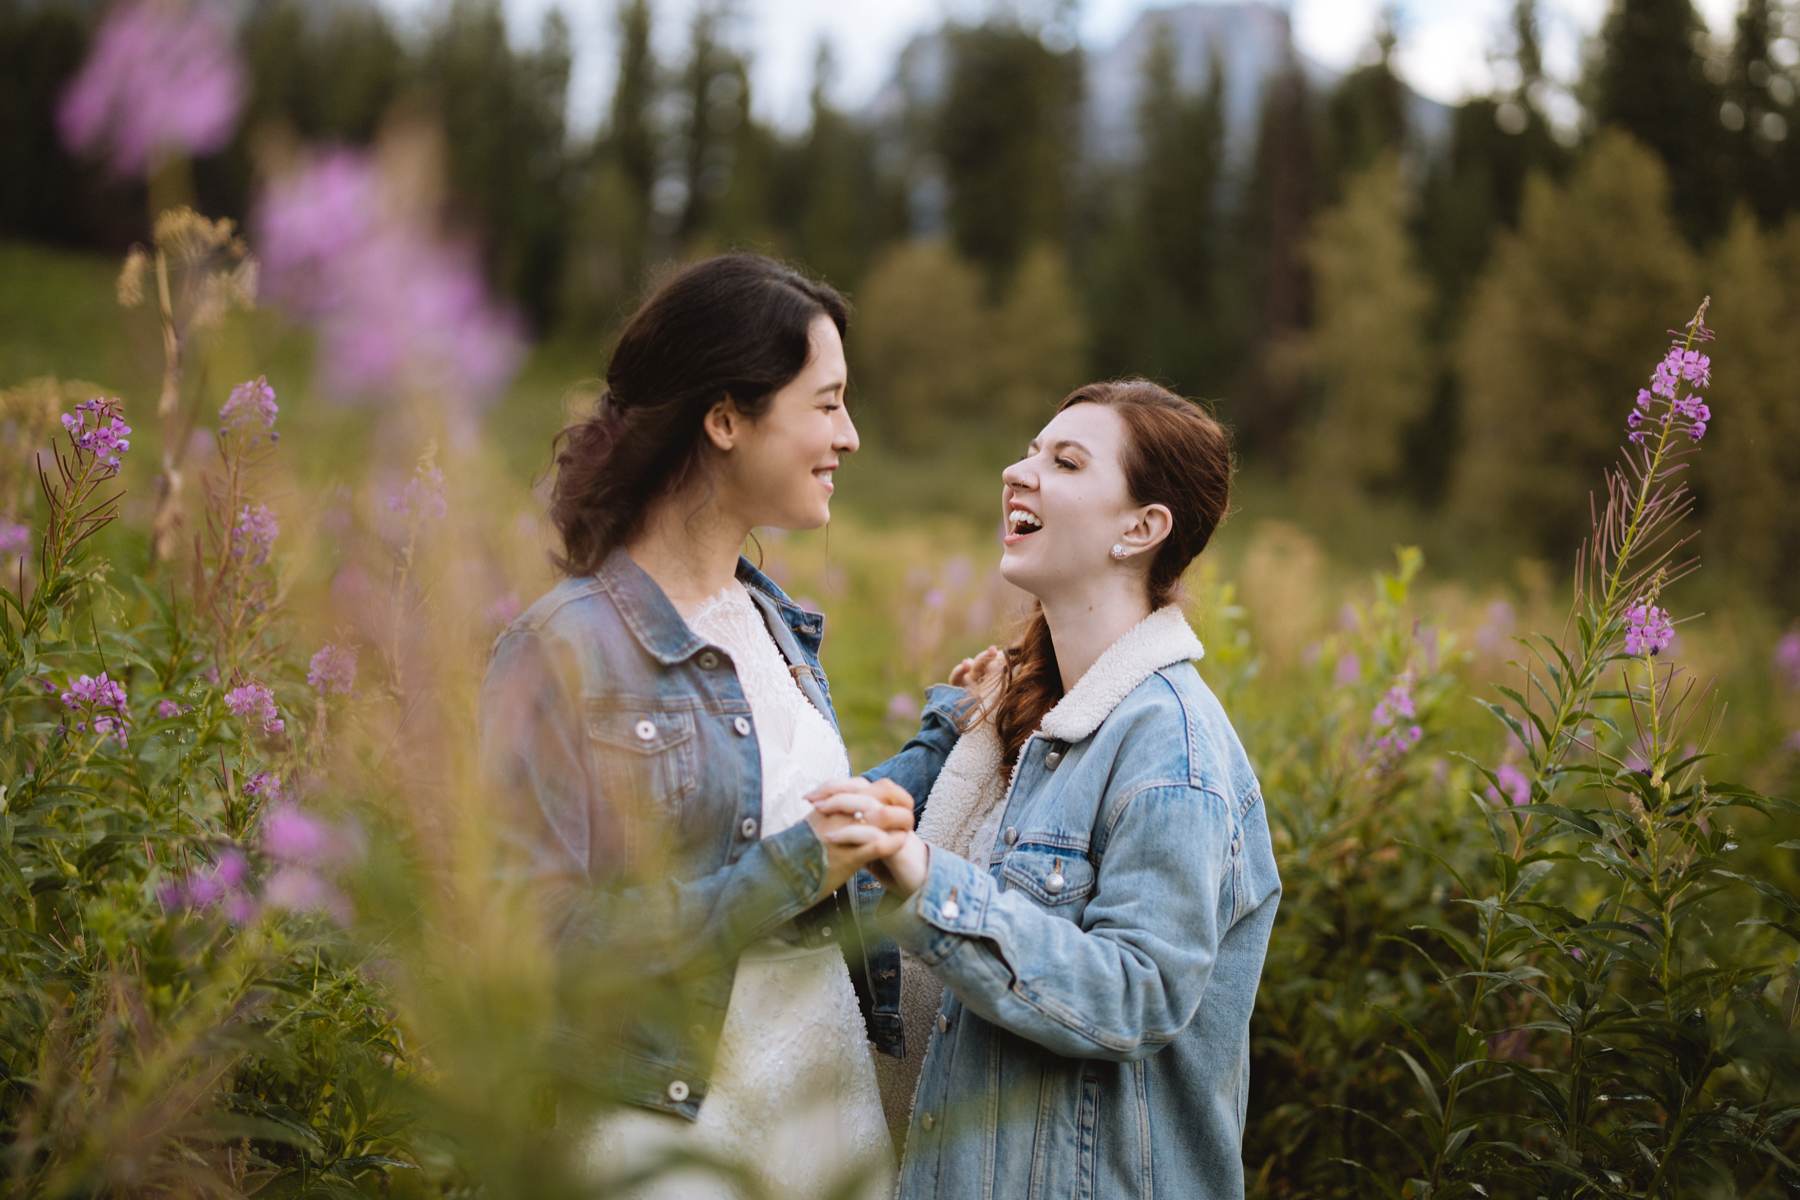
[
  {"left": 1037, "top": 577, "right": 1155, "bottom": 694},
  {"left": 624, "top": 487, "right": 750, "bottom": 608}
]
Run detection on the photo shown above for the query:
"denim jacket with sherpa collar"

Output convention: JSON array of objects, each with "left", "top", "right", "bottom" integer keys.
[
  {"left": 478, "top": 546, "right": 967, "bottom": 1120},
  {"left": 889, "top": 605, "right": 1281, "bottom": 1200}
]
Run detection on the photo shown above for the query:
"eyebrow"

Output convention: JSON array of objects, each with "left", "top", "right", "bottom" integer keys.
[
  {"left": 1025, "top": 438, "right": 1091, "bottom": 457},
  {"left": 816, "top": 380, "right": 845, "bottom": 396}
]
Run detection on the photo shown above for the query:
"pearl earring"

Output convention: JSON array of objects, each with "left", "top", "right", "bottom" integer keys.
[{"left": 1110, "top": 543, "right": 1127, "bottom": 560}]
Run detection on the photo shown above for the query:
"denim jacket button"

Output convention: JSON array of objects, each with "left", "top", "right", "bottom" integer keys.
[
  {"left": 941, "top": 900, "right": 961, "bottom": 921},
  {"left": 1045, "top": 872, "right": 1067, "bottom": 894},
  {"left": 1044, "top": 748, "right": 1063, "bottom": 770},
  {"left": 698, "top": 651, "right": 720, "bottom": 670},
  {"left": 739, "top": 817, "right": 758, "bottom": 839},
  {"left": 1003, "top": 826, "right": 1018, "bottom": 845},
  {"left": 666, "top": 1080, "right": 690, "bottom": 1103},
  {"left": 733, "top": 716, "right": 752, "bottom": 736},
  {"left": 634, "top": 719, "right": 657, "bottom": 742},
  {"left": 935, "top": 1012, "right": 949, "bottom": 1034},
  {"left": 920, "top": 1112, "right": 935, "bottom": 1131}
]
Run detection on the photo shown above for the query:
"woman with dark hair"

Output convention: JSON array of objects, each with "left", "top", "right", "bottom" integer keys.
[
  {"left": 812, "top": 380, "right": 1281, "bottom": 1198},
  {"left": 478, "top": 253, "right": 971, "bottom": 1198}
]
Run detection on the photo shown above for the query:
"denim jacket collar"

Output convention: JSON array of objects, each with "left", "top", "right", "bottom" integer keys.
[
  {"left": 592, "top": 546, "right": 824, "bottom": 666},
  {"left": 1039, "top": 604, "right": 1205, "bottom": 743}
]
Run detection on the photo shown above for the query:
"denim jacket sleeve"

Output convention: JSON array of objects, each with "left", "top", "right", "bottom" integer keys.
[
  {"left": 884, "top": 782, "right": 1231, "bottom": 1061},
  {"left": 860, "top": 683, "right": 969, "bottom": 814},
  {"left": 479, "top": 626, "right": 829, "bottom": 975}
]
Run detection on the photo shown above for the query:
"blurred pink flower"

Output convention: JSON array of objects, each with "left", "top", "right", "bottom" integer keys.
[
  {"left": 1333, "top": 652, "right": 1361, "bottom": 687},
  {"left": 307, "top": 643, "right": 358, "bottom": 695},
  {"left": 219, "top": 375, "right": 279, "bottom": 439},
  {"left": 263, "top": 865, "right": 349, "bottom": 923},
  {"left": 1773, "top": 631, "right": 1800, "bottom": 691},
  {"left": 254, "top": 147, "right": 522, "bottom": 407},
  {"left": 0, "top": 520, "right": 29, "bottom": 557},
  {"left": 885, "top": 692, "right": 921, "bottom": 724},
  {"left": 57, "top": 0, "right": 245, "bottom": 176},
  {"left": 224, "top": 682, "right": 284, "bottom": 736},
  {"left": 261, "top": 803, "right": 334, "bottom": 865},
  {"left": 1485, "top": 762, "right": 1531, "bottom": 807}
]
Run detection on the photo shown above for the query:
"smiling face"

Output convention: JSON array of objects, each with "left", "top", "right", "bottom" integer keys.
[
  {"left": 1000, "top": 402, "right": 1151, "bottom": 597},
  {"left": 716, "top": 314, "right": 857, "bottom": 530}
]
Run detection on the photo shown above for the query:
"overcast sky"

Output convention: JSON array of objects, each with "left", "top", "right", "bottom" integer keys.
[{"left": 384, "top": 0, "right": 1758, "bottom": 135}]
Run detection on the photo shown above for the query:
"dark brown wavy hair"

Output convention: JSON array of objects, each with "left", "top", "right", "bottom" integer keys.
[
  {"left": 549, "top": 253, "right": 849, "bottom": 576},
  {"left": 984, "top": 379, "right": 1234, "bottom": 772}
]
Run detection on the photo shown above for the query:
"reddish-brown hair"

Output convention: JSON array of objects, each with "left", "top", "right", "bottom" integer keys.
[{"left": 983, "top": 379, "right": 1234, "bottom": 771}]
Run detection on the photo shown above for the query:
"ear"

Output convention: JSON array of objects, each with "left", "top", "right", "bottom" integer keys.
[
  {"left": 1121, "top": 503, "right": 1173, "bottom": 556},
  {"left": 701, "top": 395, "right": 743, "bottom": 452}
]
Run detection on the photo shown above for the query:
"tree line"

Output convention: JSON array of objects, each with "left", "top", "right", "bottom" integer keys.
[{"left": 3, "top": 0, "right": 1799, "bottom": 600}]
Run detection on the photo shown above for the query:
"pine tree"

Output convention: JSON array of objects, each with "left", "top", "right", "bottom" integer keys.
[
  {"left": 989, "top": 244, "right": 1088, "bottom": 435},
  {"left": 936, "top": 20, "right": 1081, "bottom": 287},
  {"left": 1319, "top": 15, "right": 1408, "bottom": 201},
  {"left": 1722, "top": 0, "right": 1799, "bottom": 224},
  {"left": 1233, "top": 54, "right": 1316, "bottom": 467},
  {"left": 1699, "top": 210, "right": 1800, "bottom": 602},
  {"left": 1452, "top": 132, "right": 1698, "bottom": 552},
  {"left": 1588, "top": 0, "right": 1727, "bottom": 242},
  {"left": 1296, "top": 154, "right": 1435, "bottom": 501},
  {"left": 850, "top": 241, "right": 990, "bottom": 453}
]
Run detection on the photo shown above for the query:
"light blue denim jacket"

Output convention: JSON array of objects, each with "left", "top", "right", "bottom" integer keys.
[
  {"left": 890, "top": 606, "right": 1280, "bottom": 1199},
  {"left": 478, "top": 547, "right": 966, "bottom": 1118}
]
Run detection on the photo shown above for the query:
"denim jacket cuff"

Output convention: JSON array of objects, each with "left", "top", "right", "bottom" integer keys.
[
  {"left": 761, "top": 818, "right": 829, "bottom": 906},
  {"left": 886, "top": 847, "right": 989, "bottom": 965},
  {"left": 921, "top": 682, "right": 971, "bottom": 721}
]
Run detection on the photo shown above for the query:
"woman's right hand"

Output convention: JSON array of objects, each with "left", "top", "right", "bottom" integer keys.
[{"left": 805, "top": 792, "right": 913, "bottom": 897}]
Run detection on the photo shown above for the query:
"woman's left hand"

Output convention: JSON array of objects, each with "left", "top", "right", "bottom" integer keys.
[{"left": 806, "top": 778, "right": 930, "bottom": 896}]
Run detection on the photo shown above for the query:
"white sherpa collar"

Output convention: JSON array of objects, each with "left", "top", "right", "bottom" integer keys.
[{"left": 1037, "top": 604, "right": 1204, "bottom": 744}]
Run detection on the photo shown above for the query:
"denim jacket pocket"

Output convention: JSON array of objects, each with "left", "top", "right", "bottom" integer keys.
[
  {"left": 586, "top": 704, "right": 699, "bottom": 814},
  {"left": 1001, "top": 844, "right": 1096, "bottom": 908}
]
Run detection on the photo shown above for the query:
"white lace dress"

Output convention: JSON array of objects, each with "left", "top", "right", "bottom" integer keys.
[{"left": 584, "top": 581, "right": 895, "bottom": 1200}]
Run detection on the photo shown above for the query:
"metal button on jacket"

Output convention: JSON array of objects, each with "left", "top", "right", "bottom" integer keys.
[
  {"left": 666, "top": 1080, "right": 690, "bottom": 1103},
  {"left": 732, "top": 716, "right": 752, "bottom": 736},
  {"left": 1044, "top": 748, "right": 1064, "bottom": 770},
  {"left": 1003, "top": 826, "right": 1019, "bottom": 846},
  {"left": 698, "top": 651, "right": 720, "bottom": 670},
  {"left": 920, "top": 1112, "right": 936, "bottom": 1131},
  {"left": 634, "top": 719, "right": 657, "bottom": 741},
  {"left": 941, "top": 899, "right": 961, "bottom": 921},
  {"left": 1045, "top": 871, "right": 1067, "bottom": 894},
  {"left": 739, "top": 817, "right": 758, "bottom": 839},
  {"left": 935, "top": 1012, "right": 950, "bottom": 1034}
]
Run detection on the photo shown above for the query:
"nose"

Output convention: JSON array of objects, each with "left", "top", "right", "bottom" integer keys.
[
  {"left": 834, "top": 405, "right": 859, "bottom": 455},
  {"left": 1002, "top": 457, "right": 1035, "bottom": 491}
]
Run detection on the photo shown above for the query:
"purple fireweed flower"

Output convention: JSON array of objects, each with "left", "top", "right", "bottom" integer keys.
[
  {"left": 0, "top": 520, "right": 28, "bottom": 556},
  {"left": 231, "top": 503, "right": 278, "bottom": 565},
  {"left": 154, "top": 698, "right": 184, "bottom": 719},
  {"left": 243, "top": 771, "right": 282, "bottom": 802},
  {"left": 387, "top": 462, "right": 447, "bottom": 522},
  {"left": 1774, "top": 632, "right": 1800, "bottom": 691},
  {"left": 263, "top": 865, "right": 348, "bottom": 923},
  {"left": 60, "top": 671, "right": 130, "bottom": 745},
  {"left": 923, "top": 588, "right": 947, "bottom": 611},
  {"left": 61, "top": 397, "right": 132, "bottom": 470},
  {"left": 1624, "top": 603, "right": 1675, "bottom": 657},
  {"left": 254, "top": 147, "right": 522, "bottom": 407},
  {"left": 1372, "top": 678, "right": 1417, "bottom": 726},
  {"left": 306, "top": 643, "right": 357, "bottom": 695},
  {"left": 219, "top": 375, "right": 279, "bottom": 438},
  {"left": 1486, "top": 762, "right": 1531, "bottom": 807},
  {"left": 1333, "top": 653, "right": 1361, "bottom": 687},
  {"left": 1628, "top": 339, "right": 1712, "bottom": 445},
  {"left": 261, "top": 803, "right": 335, "bottom": 865},
  {"left": 57, "top": 0, "right": 246, "bottom": 177},
  {"left": 224, "top": 682, "right": 284, "bottom": 736}
]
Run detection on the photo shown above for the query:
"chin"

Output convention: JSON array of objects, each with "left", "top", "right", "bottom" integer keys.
[{"left": 997, "top": 551, "right": 1048, "bottom": 598}]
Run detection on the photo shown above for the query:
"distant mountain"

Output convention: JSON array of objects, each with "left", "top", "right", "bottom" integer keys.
[{"left": 869, "top": 1, "right": 1453, "bottom": 166}]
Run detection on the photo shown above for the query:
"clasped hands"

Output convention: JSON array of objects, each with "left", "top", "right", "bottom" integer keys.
[{"left": 800, "top": 645, "right": 1004, "bottom": 900}]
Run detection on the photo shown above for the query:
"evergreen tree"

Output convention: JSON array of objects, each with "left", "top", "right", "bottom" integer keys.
[
  {"left": 936, "top": 20, "right": 1082, "bottom": 287},
  {"left": 1319, "top": 14, "right": 1408, "bottom": 201},
  {"left": 1233, "top": 55, "right": 1317, "bottom": 467},
  {"left": 778, "top": 41, "right": 897, "bottom": 289},
  {"left": 675, "top": 2, "right": 747, "bottom": 244},
  {"left": 850, "top": 241, "right": 989, "bottom": 453},
  {"left": 1588, "top": 0, "right": 1727, "bottom": 242},
  {"left": 1722, "top": 0, "right": 1799, "bottom": 224},
  {"left": 1452, "top": 132, "right": 1698, "bottom": 552},
  {"left": 989, "top": 244, "right": 1088, "bottom": 434},
  {"left": 1296, "top": 154, "right": 1434, "bottom": 501},
  {"left": 1699, "top": 209, "right": 1800, "bottom": 602}
]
